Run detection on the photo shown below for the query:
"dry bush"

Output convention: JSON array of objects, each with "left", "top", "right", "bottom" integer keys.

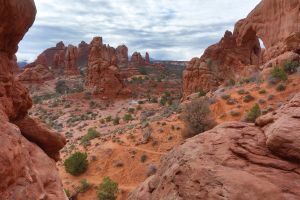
[{"left": 181, "top": 99, "right": 216, "bottom": 139}]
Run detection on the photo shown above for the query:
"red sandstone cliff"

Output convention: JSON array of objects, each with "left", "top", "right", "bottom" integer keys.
[{"left": 183, "top": 0, "right": 300, "bottom": 98}]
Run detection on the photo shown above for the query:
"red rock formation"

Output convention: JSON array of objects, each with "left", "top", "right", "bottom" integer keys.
[
  {"left": 0, "top": 0, "right": 66, "bottom": 199},
  {"left": 235, "top": 0, "right": 300, "bottom": 61},
  {"left": 131, "top": 52, "right": 146, "bottom": 66},
  {"left": 18, "top": 64, "right": 55, "bottom": 84},
  {"left": 43, "top": 41, "right": 66, "bottom": 68},
  {"left": 20, "top": 53, "right": 54, "bottom": 84},
  {"left": 183, "top": 0, "right": 300, "bottom": 98},
  {"left": 145, "top": 52, "right": 150, "bottom": 64},
  {"left": 78, "top": 41, "right": 90, "bottom": 67},
  {"left": 86, "top": 37, "right": 129, "bottom": 98},
  {"left": 130, "top": 94, "right": 300, "bottom": 200},
  {"left": 24, "top": 53, "right": 48, "bottom": 69},
  {"left": 64, "top": 44, "right": 80, "bottom": 75},
  {"left": 116, "top": 45, "right": 128, "bottom": 66}
]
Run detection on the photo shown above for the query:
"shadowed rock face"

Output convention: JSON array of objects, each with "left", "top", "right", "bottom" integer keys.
[
  {"left": 116, "top": 45, "right": 129, "bottom": 66},
  {"left": 65, "top": 44, "right": 80, "bottom": 75},
  {"left": 129, "top": 94, "right": 300, "bottom": 200},
  {"left": 183, "top": 0, "right": 300, "bottom": 98},
  {"left": 0, "top": 0, "right": 66, "bottom": 199}
]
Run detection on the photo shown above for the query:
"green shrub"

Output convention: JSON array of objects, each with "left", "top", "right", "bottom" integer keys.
[
  {"left": 123, "top": 114, "right": 133, "bottom": 122},
  {"left": 271, "top": 66, "right": 288, "bottom": 81},
  {"left": 150, "top": 97, "right": 158, "bottom": 103},
  {"left": 128, "top": 108, "right": 135, "bottom": 113},
  {"left": 64, "top": 152, "right": 88, "bottom": 176},
  {"left": 276, "top": 83, "right": 286, "bottom": 91},
  {"left": 227, "top": 78, "right": 236, "bottom": 87},
  {"left": 258, "top": 89, "right": 267, "bottom": 94},
  {"left": 180, "top": 99, "right": 216, "bottom": 138},
  {"left": 160, "top": 91, "right": 173, "bottom": 106},
  {"left": 137, "top": 105, "right": 142, "bottom": 110},
  {"left": 97, "top": 177, "right": 118, "bottom": 200},
  {"left": 284, "top": 60, "right": 298, "bottom": 74},
  {"left": 139, "top": 67, "right": 147, "bottom": 75},
  {"left": 113, "top": 117, "right": 120, "bottom": 125},
  {"left": 140, "top": 154, "right": 147, "bottom": 163},
  {"left": 230, "top": 109, "right": 241, "bottom": 117},
  {"left": 105, "top": 116, "right": 112, "bottom": 122},
  {"left": 246, "top": 104, "right": 261, "bottom": 123},
  {"left": 81, "top": 128, "right": 100, "bottom": 146},
  {"left": 197, "top": 89, "right": 206, "bottom": 97},
  {"left": 268, "top": 95, "right": 275, "bottom": 100},
  {"left": 64, "top": 188, "right": 71, "bottom": 198},
  {"left": 89, "top": 101, "right": 97, "bottom": 109},
  {"left": 221, "top": 94, "right": 230, "bottom": 100},
  {"left": 80, "top": 179, "right": 91, "bottom": 193},
  {"left": 237, "top": 89, "right": 247, "bottom": 95},
  {"left": 32, "top": 96, "right": 43, "bottom": 104},
  {"left": 243, "top": 94, "right": 255, "bottom": 103},
  {"left": 55, "top": 80, "right": 69, "bottom": 94}
]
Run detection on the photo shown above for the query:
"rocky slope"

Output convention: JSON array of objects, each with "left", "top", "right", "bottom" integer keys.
[
  {"left": 129, "top": 93, "right": 300, "bottom": 200},
  {"left": 183, "top": 0, "right": 300, "bottom": 98},
  {"left": 0, "top": 0, "right": 66, "bottom": 199}
]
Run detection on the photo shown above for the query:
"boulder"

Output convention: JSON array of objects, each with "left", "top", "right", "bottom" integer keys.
[{"left": 130, "top": 94, "right": 300, "bottom": 200}]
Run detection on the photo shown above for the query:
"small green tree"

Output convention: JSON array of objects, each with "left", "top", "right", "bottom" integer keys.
[
  {"left": 97, "top": 177, "right": 118, "bottom": 200},
  {"left": 64, "top": 152, "right": 88, "bottom": 176},
  {"left": 246, "top": 104, "right": 261, "bottom": 123},
  {"left": 271, "top": 66, "right": 288, "bottom": 81},
  {"left": 81, "top": 128, "right": 100, "bottom": 146}
]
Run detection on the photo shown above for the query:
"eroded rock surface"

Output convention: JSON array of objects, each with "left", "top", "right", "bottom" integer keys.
[
  {"left": 65, "top": 44, "right": 80, "bottom": 75},
  {"left": 0, "top": 0, "right": 66, "bottom": 199},
  {"left": 129, "top": 94, "right": 300, "bottom": 200}
]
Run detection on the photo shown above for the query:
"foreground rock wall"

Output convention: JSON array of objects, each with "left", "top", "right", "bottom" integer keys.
[
  {"left": 129, "top": 94, "right": 300, "bottom": 200},
  {"left": 0, "top": 0, "right": 66, "bottom": 199}
]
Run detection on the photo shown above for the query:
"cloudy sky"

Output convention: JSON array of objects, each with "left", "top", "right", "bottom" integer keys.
[{"left": 17, "top": 0, "right": 261, "bottom": 62}]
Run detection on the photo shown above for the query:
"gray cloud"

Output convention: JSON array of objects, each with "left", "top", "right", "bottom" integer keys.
[{"left": 17, "top": 0, "right": 261, "bottom": 61}]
